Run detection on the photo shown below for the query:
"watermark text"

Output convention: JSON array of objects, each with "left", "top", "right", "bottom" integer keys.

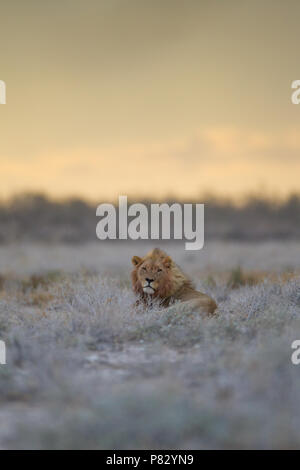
[
  {"left": 0, "top": 80, "right": 6, "bottom": 104},
  {"left": 291, "top": 340, "right": 300, "bottom": 365},
  {"left": 96, "top": 196, "right": 204, "bottom": 250},
  {"left": 0, "top": 341, "right": 6, "bottom": 365},
  {"left": 291, "top": 80, "right": 300, "bottom": 104}
]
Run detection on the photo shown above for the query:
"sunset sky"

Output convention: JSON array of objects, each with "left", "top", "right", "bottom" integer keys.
[{"left": 1, "top": 0, "right": 300, "bottom": 200}]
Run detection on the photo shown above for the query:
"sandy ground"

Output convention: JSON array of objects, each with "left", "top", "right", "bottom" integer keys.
[{"left": 0, "top": 240, "right": 299, "bottom": 275}]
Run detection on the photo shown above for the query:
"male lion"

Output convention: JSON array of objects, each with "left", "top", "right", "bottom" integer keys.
[{"left": 131, "top": 248, "right": 217, "bottom": 315}]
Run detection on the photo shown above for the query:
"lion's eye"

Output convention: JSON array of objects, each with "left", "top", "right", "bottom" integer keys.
[
  {"left": 157, "top": 269, "right": 162, "bottom": 273},
  {"left": 142, "top": 267, "right": 147, "bottom": 271}
]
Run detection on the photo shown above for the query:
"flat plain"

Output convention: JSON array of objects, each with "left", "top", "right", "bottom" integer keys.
[{"left": 0, "top": 241, "right": 299, "bottom": 449}]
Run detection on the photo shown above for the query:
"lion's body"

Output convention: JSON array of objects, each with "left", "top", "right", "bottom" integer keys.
[{"left": 131, "top": 248, "right": 217, "bottom": 315}]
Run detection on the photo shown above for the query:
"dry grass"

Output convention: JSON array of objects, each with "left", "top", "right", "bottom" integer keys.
[{"left": 0, "top": 242, "right": 299, "bottom": 449}]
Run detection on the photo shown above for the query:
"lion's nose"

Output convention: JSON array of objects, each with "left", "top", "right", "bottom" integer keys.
[{"left": 145, "top": 278, "right": 154, "bottom": 283}]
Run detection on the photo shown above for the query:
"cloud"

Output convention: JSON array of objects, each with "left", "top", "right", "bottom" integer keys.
[{"left": 1, "top": 125, "right": 300, "bottom": 199}]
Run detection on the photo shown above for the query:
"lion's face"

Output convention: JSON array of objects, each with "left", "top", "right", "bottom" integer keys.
[
  {"left": 131, "top": 250, "right": 172, "bottom": 297},
  {"left": 135, "top": 259, "right": 169, "bottom": 295}
]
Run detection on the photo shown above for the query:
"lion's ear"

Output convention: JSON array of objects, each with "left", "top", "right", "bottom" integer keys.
[
  {"left": 132, "top": 256, "right": 142, "bottom": 266},
  {"left": 162, "top": 256, "right": 172, "bottom": 269}
]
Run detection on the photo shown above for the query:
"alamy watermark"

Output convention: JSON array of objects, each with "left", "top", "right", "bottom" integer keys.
[
  {"left": 96, "top": 196, "right": 204, "bottom": 250},
  {"left": 291, "top": 80, "right": 300, "bottom": 104},
  {"left": 291, "top": 340, "right": 300, "bottom": 365},
  {"left": 0, "top": 80, "right": 6, "bottom": 104},
  {"left": 0, "top": 341, "right": 6, "bottom": 365}
]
